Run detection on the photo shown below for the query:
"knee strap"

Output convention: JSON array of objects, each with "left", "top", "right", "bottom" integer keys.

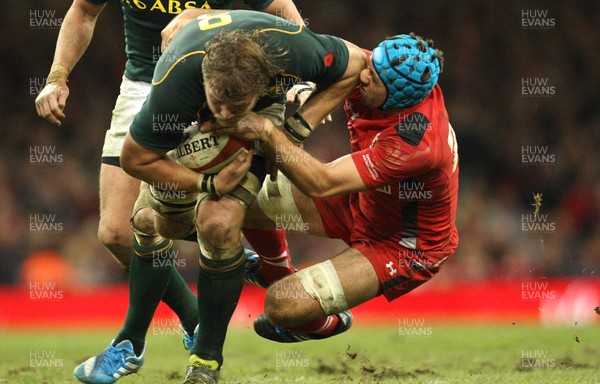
[{"left": 295, "top": 260, "right": 349, "bottom": 315}]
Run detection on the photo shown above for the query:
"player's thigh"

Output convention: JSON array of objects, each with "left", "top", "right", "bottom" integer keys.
[
  {"left": 98, "top": 163, "right": 141, "bottom": 231},
  {"left": 290, "top": 184, "right": 327, "bottom": 237},
  {"left": 329, "top": 247, "right": 380, "bottom": 308}
]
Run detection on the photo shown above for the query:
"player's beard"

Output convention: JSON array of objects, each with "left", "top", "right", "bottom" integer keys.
[{"left": 214, "top": 116, "right": 242, "bottom": 128}]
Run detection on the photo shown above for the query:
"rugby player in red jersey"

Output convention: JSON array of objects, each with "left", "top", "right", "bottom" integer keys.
[{"left": 211, "top": 33, "right": 459, "bottom": 342}]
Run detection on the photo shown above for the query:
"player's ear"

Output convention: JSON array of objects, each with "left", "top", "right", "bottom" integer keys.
[{"left": 359, "top": 67, "right": 371, "bottom": 85}]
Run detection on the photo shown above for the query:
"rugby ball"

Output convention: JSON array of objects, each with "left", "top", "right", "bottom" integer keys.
[{"left": 168, "top": 122, "right": 249, "bottom": 174}]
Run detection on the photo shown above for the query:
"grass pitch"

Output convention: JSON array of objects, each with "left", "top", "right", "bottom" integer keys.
[{"left": 0, "top": 324, "right": 597, "bottom": 383}]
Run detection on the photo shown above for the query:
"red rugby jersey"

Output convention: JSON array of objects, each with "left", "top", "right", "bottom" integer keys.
[{"left": 345, "top": 84, "right": 459, "bottom": 254}]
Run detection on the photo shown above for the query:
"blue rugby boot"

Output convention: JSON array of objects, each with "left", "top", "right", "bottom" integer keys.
[
  {"left": 182, "top": 324, "right": 199, "bottom": 351},
  {"left": 73, "top": 340, "right": 144, "bottom": 383}
]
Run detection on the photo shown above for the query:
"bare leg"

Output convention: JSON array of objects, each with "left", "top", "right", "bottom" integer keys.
[
  {"left": 265, "top": 247, "right": 379, "bottom": 328},
  {"left": 97, "top": 163, "right": 140, "bottom": 267}
]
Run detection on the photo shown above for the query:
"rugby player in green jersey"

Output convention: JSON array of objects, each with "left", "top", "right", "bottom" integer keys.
[
  {"left": 34, "top": 1, "right": 303, "bottom": 383},
  {"left": 120, "top": 10, "right": 366, "bottom": 383}
]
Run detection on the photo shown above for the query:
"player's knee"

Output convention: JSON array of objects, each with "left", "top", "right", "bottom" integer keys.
[
  {"left": 264, "top": 286, "right": 295, "bottom": 327},
  {"left": 98, "top": 220, "right": 132, "bottom": 266},
  {"left": 196, "top": 212, "right": 238, "bottom": 249},
  {"left": 264, "top": 278, "right": 305, "bottom": 327},
  {"left": 131, "top": 207, "right": 155, "bottom": 235}
]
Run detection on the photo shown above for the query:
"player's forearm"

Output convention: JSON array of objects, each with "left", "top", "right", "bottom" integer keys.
[
  {"left": 49, "top": 1, "right": 103, "bottom": 80},
  {"left": 262, "top": 0, "right": 305, "bottom": 25},
  {"left": 263, "top": 122, "right": 362, "bottom": 199},
  {"left": 127, "top": 158, "right": 201, "bottom": 193},
  {"left": 121, "top": 136, "right": 200, "bottom": 192}
]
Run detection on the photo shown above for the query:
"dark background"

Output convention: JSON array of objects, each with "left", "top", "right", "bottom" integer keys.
[{"left": 2, "top": 0, "right": 599, "bottom": 287}]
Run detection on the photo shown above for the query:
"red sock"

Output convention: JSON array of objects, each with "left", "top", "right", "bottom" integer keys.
[
  {"left": 242, "top": 228, "right": 294, "bottom": 284},
  {"left": 288, "top": 315, "right": 340, "bottom": 336}
]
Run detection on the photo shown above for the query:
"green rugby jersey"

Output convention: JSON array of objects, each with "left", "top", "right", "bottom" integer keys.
[
  {"left": 130, "top": 10, "right": 349, "bottom": 152},
  {"left": 86, "top": 0, "right": 274, "bottom": 82}
]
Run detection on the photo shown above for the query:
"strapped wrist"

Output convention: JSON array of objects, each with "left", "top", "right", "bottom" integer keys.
[
  {"left": 46, "top": 64, "right": 69, "bottom": 84},
  {"left": 282, "top": 112, "right": 313, "bottom": 143},
  {"left": 197, "top": 173, "right": 221, "bottom": 196},
  {"left": 295, "top": 81, "right": 316, "bottom": 97},
  {"left": 260, "top": 119, "right": 273, "bottom": 141}
]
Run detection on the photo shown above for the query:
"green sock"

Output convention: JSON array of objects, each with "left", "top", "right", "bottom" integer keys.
[
  {"left": 192, "top": 249, "right": 246, "bottom": 366},
  {"left": 162, "top": 268, "right": 198, "bottom": 336},
  {"left": 114, "top": 238, "right": 174, "bottom": 355}
]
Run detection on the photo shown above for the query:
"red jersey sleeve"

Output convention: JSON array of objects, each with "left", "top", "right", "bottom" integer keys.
[{"left": 351, "top": 128, "right": 434, "bottom": 189}]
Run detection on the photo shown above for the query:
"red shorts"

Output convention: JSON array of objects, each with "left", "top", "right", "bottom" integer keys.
[{"left": 314, "top": 194, "right": 448, "bottom": 301}]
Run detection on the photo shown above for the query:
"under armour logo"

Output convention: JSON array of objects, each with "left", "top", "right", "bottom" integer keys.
[{"left": 386, "top": 261, "right": 397, "bottom": 276}]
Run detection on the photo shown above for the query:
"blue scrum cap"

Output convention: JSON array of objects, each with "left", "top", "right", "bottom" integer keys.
[{"left": 372, "top": 34, "right": 441, "bottom": 110}]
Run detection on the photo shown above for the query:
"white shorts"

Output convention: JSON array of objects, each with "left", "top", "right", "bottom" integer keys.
[{"left": 101, "top": 76, "right": 151, "bottom": 162}]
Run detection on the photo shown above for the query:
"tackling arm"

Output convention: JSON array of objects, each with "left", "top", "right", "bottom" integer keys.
[
  {"left": 266, "top": 125, "right": 366, "bottom": 198},
  {"left": 35, "top": 0, "right": 105, "bottom": 125},
  {"left": 208, "top": 114, "right": 367, "bottom": 199}
]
